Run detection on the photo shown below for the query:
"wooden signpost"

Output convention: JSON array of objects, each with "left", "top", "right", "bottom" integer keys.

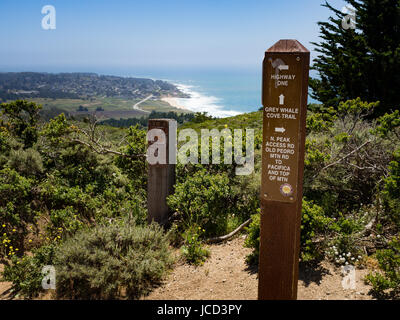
[
  {"left": 258, "top": 39, "right": 310, "bottom": 300},
  {"left": 147, "top": 119, "right": 177, "bottom": 225}
]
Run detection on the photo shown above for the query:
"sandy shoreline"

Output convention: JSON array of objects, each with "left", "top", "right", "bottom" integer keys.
[{"left": 161, "top": 96, "right": 190, "bottom": 111}]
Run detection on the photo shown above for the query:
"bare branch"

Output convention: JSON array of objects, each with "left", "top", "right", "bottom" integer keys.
[
  {"left": 70, "top": 138, "right": 146, "bottom": 159},
  {"left": 205, "top": 218, "right": 252, "bottom": 244},
  {"left": 314, "top": 140, "right": 372, "bottom": 178}
]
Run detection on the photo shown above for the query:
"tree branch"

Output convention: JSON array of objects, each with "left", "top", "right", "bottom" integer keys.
[
  {"left": 70, "top": 138, "right": 146, "bottom": 159},
  {"left": 314, "top": 140, "right": 372, "bottom": 178},
  {"left": 205, "top": 218, "right": 252, "bottom": 244}
]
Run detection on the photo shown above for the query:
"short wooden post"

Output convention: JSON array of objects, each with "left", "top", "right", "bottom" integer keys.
[
  {"left": 147, "top": 119, "right": 177, "bottom": 225},
  {"left": 258, "top": 39, "right": 310, "bottom": 300}
]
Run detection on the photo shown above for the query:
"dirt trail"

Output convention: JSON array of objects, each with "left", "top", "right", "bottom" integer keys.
[
  {"left": 145, "top": 236, "right": 373, "bottom": 300},
  {"left": 1, "top": 236, "right": 374, "bottom": 300},
  {"left": 0, "top": 264, "right": 12, "bottom": 299}
]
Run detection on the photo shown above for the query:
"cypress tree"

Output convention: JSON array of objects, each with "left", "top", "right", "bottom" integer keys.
[{"left": 310, "top": 0, "right": 400, "bottom": 116}]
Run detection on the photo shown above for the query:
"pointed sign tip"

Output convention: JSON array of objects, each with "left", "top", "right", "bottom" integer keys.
[{"left": 266, "top": 40, "right": 309, "bottom": 53}]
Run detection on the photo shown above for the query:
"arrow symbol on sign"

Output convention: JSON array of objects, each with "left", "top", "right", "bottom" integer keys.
[
  {"left": 279, "top": 94, "right": 285, "bottom": 105},
  {"left": 278, "top": 65, "right": 289, "bottom": 71},
  {"left": 275, "top": 127, "right": 286, "bottom": 133}
]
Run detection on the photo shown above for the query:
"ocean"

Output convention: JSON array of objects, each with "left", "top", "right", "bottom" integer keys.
[
  {"left": 63, "top": 65, "right": 262, "bottom": 117},
  {"left": 113, "top": 66, "right": 318, "bottom": 118},
  {"left": 3, "top": 65, "right": 318, "bottom": 118},
  {"left": 120, "top": 66, "right": 264, "bottom": 118}
]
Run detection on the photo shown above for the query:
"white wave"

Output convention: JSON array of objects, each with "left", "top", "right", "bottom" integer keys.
[{"left": 171, "top": 83, "right": 242, "bottom": 118}]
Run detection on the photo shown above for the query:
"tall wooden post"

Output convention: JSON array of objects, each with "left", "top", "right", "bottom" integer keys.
[
  {"left": 258, "top": 40, "right": 310, "bottom": 300},
  {"left": 147, "top": 119, "right": 177, "bottom": 225}
]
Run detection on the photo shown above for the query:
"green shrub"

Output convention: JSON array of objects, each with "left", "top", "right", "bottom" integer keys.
[
  {"left": 309, "top": 202, "right": 374, "bottom": 266},
  {"left": 167, "top": 169, "right": 231, "bottom": 237},
  {"left": 8, "top": 148, "right": 44, "bottom": 177},
  {"left": 244, "top": 211, "right": 260, "bottom": 265},
  {"left": 1, "top": 244, "right": 56, "bottom": 298},
  {"left": 243, "top": 200, "right": 334, "bottom": 264},
  {"left": 229, "top": 172, "right": 260, "bottom": 225},
  {"left": 115, "top": 125, "right": 147, "bottom": 188},
  {"left": 47, "top": 207, "right": 84, "bottom": 238},
  {"left": 373, "top": 110, "right": 400, "bottom": 139},
  {"left": 325, "top": 216, "right": 365, "bottom": 266},
  {"left": 304, "top": 99, "right": 393, "bottom": 215},
  {"left": 0, "top": 100, "right": 41, "bottom": 148},
  {"left": 0, "top": 168, "right": 35, "bottom": 257},
  {"left": 365, "top": 236, "right": 400, "bottom": 299},
  {"left": 300, "top": 200, "right": 336, "bottom": 261},
  {"left": 0, "top": 130, "right": 15, "bottom": 169},
  {"left": 39, "top": 178, "right": 99, "bottom": 221},
  {"left": 381, "top": 148, "right": 400, "bottom": 226},
  {"left": 54, "top": 218, "right": 173, "bottom": 299},
  {"left": 181, "top": 227, "right": 210, "bottom": 266}
]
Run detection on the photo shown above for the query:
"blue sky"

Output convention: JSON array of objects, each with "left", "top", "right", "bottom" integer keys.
[{"left": 0, "top": 0, "right": 348, "bottom": 71}]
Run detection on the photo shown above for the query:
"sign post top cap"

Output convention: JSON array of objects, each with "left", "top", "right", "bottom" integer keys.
[
  {"left": 148, "top": 118, "right": 177, "bottom": 123},
  {"left": 266, "top": 39, "right": 309, "bottom": 53}
]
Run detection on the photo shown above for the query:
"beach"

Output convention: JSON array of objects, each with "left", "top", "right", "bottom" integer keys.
[
  {"left": 161, "top": 83, "right": 242, "bottom": 118},
  {"left": 161, "top": 96, "right": 189, "bottom": 110}
]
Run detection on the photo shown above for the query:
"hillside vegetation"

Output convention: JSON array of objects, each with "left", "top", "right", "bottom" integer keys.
[
  {"left": 0, "top": 73, "right": 193, "bottom": 122},
  {"left": 0, "top": 98, "right": 399, "bottom": 299},
  {"left": 0, "top": 72, "right": 187, "bottom": 101}
]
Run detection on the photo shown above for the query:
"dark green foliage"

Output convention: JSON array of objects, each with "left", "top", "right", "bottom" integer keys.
[
  {"left": 0, "top": 131, "right": 21, "bottom": 170},
  {"left": 304, "top": 99, "right": 389, "bottom": 213},
  {"left": 76, "top": 105, "right": 88, "bottom": 112},
  {"left": 115, "top": 125, "right": 147, "bottom": 188},
  {"left": 180, "top": 227, "right": 210, "bottom": 265},
  {"left": 1, "top": 95, "right": 399, "bottom": 300},
  {"left": 311, "top": 0, "right": 400, "bottom": 116},
  {"left": 1, "top": 244, "right": 56, "bottom": 298},
  {"left": 306, "top": 105, "right": 337, "bottom": 133},
  {"left": 54, "top": 218, "right": 173, "bottom": 299},
  {"left": 244, "top": 200, "right": 335, "bottom": 264},
  {"left": 0, "top": 100, "right": 41, "bottom": 148},
  {"left": 167, "top": 169, "right": 231, "bottom": 237},
  {"left": 300, "top": 200, "right": 335, "bottom": 262},
  {"left": 244, "top": 99, "right": 398, "bottom": 265},
  {"left": 365, "top": 236, "right": 400, "bottom": 299},
  {"left": 324, "top": 208, "right": 368, "bottom": 266},
  {"left": 0, "top": 168, "right": 35, "bottom": 257},
  {"left": 47, "top": 207, "right": 84, "bottom": 237},
  {"left": 381, "top": 148, "right": 400, "bottom": 226},
  {"left": 188, "top": 112, "right": 215, "bottom": 124},
  {"left": 374, "top": 110, "right": 400, "bottom": 140},
  {"left": 7, "top": 148, "right": 44, "bottom": 178},
  {"left": 244, "top": 212, "right": 260, "bottom": 265}
]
